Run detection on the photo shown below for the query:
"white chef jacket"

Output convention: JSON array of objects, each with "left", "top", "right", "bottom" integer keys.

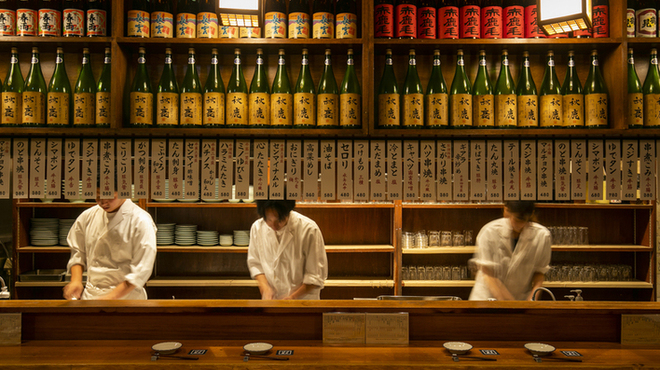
[
  {"left": 247, "top": 211, "right": 328, "bottom": 300},
  {"left": 66, "top": 199, "right": 157, "bottom": 300},
  {"left": 469, "top": 218, "right": 551, "bottom": 301}
]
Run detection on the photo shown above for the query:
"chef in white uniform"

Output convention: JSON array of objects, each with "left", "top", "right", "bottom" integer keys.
[
  {"left": 247, "top": 200, "right": 328, "bottom": 300},
  {"left": 63, "top": 191, "right": 157, "bottom": 300},
  {"left": 469, "top": 201, "right": 551, "bottom": 301}
]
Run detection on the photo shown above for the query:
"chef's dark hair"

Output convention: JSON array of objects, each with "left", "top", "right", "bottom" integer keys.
[
  {"left": 256, "top": 200, "right": 296, "bottom": 222},
  {"left": 504, "top": 201, "right": 535, "bottom": 219}
]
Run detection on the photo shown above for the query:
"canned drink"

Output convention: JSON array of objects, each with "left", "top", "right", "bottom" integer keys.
[
  {"left": 219, "top": 26, "right": 238, "bottom": 38},
  {"left": 240, "top": 27, "right": 261, "bottom": 38}
]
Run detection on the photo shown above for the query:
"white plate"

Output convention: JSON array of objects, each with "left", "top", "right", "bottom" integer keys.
[
  {"left": 152, "top": 341, "right": 182, "bottom": 355},
  {"left": 524, "top": 342, "right": 556, "bottom": 356},
  {"left": 443, "top": 341, "right": 473, "bottom": 355},
  {"left": 243, "top": 342, "right": 273, "bottom": 355}
]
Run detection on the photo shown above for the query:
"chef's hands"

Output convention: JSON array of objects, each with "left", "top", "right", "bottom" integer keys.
[
  {"left": 255, "top": 274, "right": 276, "bottom": 300},
  {"left": 63, "top": 281, "right": 83, "bottom": 300}
]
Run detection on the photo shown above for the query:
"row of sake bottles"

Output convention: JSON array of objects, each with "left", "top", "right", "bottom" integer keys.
[
  {"left": 0, "top": 47, "right": 110, "bottom": 127},
  {"left": 628, "top": 48, "right": 660, "bottom": 128},
  {"left": 377, "top": 48, "right": 608, "bottom": 129},
  {"left": 129, "top": 47, "right": 361, "bottom": 128}
]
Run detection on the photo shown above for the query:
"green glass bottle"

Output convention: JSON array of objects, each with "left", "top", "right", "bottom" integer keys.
[
  {"left": 340, "top": 48, "right": 361, "bottom": 128},
  {"left": 378, "top": 48, "right": 400, "bottom": 128},
  {"left": 425, "top": 49, "right": 448, "bottom": 128},
  {"left": 249, "top": 48, "right": 270, "bottom": 127},
  {"left": 627, "top": 48, "right": 643, "bottom": 129},
  {"left": 22, "top": 47, "right": 47, "bottom": 126},
  {"left": 271, "top": 49, "right": 292, "bottom": 127},
  {"left": 95, "top": 48, "right": 111, "bottom": 127},
  {"left": 2, "top": 48, "right": 24, "bottom": 127},
  {"left": 73, "top": 48, "right": 96, "bottom": 126},
  {"left": 539, "top": 50, "right": 562, "bottom": 128},
  {"left": 494, "top": 49, "right": 517, "bottom": 128},
  {"left": 156, "top": 48, "right": 179, "bottom": 127},
  {"left": 401, "top": 49, "right": 423, "bottom": 128},
  {"left": 203, "top": 48, "right": 225, "bottom": 127},
  {"left": 317, "top": 48, "right": 339, "bottom": 128},
  {"left": 561, "top": 50, "right": 583, "bottom": 128},
  {"left": 226, "top": 48, "right": 248, "bottom": 127},
  {"left": 450, "top": 49, "right": 472, "bottom": 128},
  {"left": 130, "top": 47, "right": 153, "bottom": 127},
  {"left": 47, "top": 47, "right": 72, "bottom": 127},
  {"left": 643, "top": 48, "right": 660, "bottom": 127},
  {"left": 584, "top": 49, "right": 608, "bottom": 128},
  {"left": 516, "top": 51, "right": 538, "bottom": 127},
  {"left": 180, "top": 48, "right": 202, "bottom": 127},
  {"left": 293, "top": 48, "right": 316, "bottom": 127},
  {"left": 472, "top": 50, "right": 494, "bottom": 128}
]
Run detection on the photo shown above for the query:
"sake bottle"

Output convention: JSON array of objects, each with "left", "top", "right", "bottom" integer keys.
[
  {"left": 312, "top": 0, "right": 334, "bottom": 39},
  {"left": 401, "top": 49, "right": 423, "bottom": 128},
  {"left": 86, "top": 0, "right": 108, "bottom": 37},
  {"left": 264, "top": 0, "right": 286, "bottom": 38},
  {"left": 516, "top": 51, "right": 537, "bottom": 127},
  {"left": 73, "top": 47, "right": 96, "bottom": 126},
  {"left": 494, "top": 49, "right": 516, "bottom": 128},
  {"left": 643, "top": 49, "right": 660, "bottom": 127},
  {"left": 197, "top": 0, "right": 219, "bottom": 38},
  {"left": 150, "top": 0, "right": 174, "bottom": 38},
  {"left": 293, "top": 48, "right": 315, "bottom": 127},
  {"left": 450, "top": 49, "right": 472, "bottom": 128},
  {"left": 226, "top": 48, "right": 248, "bottom": 127},
  {"left": 288, "top": 0, "right": 310, "bottom": 39},
  {"left": 584, "top": 49, "right": 608, "bottom": 128},
  {"left": 203, "top": 48, "right": 225, "bottom": 127},
  {"left": 426, "top": 49, "right": 448, "bottom": 128},
  {"left": 127, "top": 0, "right": 150, "bottom": 37},
  {"left": 271, "top": 49, "right": 292, "bottom": 127},
  {"left": 561, "top": 51, "right": 583, "bottom": 128},
  {"left": 317, "top": 48, "right": 338, "bottom": 128},
  {"left": 22, "top": 47, "right": 46, "bottom": 126},
  {"left": 340, "top": 48, "right": 361, "bottom": 128},
  {"left": 249, "top": 48, "right": 270, "bottom": 127},
  {"left": 17, "top": 0, "right": 38, "bottom": 37},
  {"left": 95, "top": 47, "right": 111, "bottom": 127},
  {"left": 336, "top": 0, "right": 357, "bottom": 39},
  {"left": 129, "top": 47, "right": 153, "bottom": 127},
  {"left": 62, "top": 0, "right": 84, "bottom": 37},
  {"left": 38, "top": 0, "right": 61, "bottom": 37},
  {"left": 1, "top": 48, "right": 24, "bottom": 126},
  {"left": 180, "top": 48, "right": 202, "bottom": 127},
  {"left": 378, "top": 48, "right": 399, "bottom": 128},
  {"left": 156, "top": 48, "right": 179, "bottom": 127},
  {"left": 176, "top": 0, "right": 197, "bottom": 38},
  {"left": 46, "top": 47, "right": 71, "bottom": 126},
  {"left": 539, "top": 50, "right": 562, "bottom": 128},
  {"left": 472, "top": 50, "right": 494, "bottom": 128},
  {"left": 627, "top": 48, "right": 643, "bottom": 128}
]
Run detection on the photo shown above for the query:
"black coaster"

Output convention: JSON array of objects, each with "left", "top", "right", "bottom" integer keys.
[
  {"left": 188, "top": 349, "right": 207, "bottom": 355},
  {"left": 479, "top": 349, "right": 500, "bottom": 356},
  {"left": 276, "top": 350, "right": 294, "bottom": 356},
  {"left": 560, "top": 350, "right": 583, "bottom": 357}
]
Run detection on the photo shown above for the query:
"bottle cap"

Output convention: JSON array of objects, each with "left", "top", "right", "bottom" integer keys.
[
  {"left": 628, "top": 48, "right": 633, "bottom": 54},
  {"left": 56, "top": 47, "right": 63, "bottom": 53},
  {"left": 457, "top": 49, "right": 463, "bottom": 55},
  {"left": 279, "top": 48, "right": 285, "bottom": 55},
  {"left": 434, "top": 49, "right": 440, "bottom": 56},
  {"left": 409, "top": 49, "right": 415, "bottom": 55},
  {"left": 32, "top": 47, "right": 38, "bottom": 53},
  {"left": 522, "top": 51, "right": 529, "bottom": 57},
  {"left": 11, "top": 47, "right": 17, "bottom": 53},
  {"left": 138, "top": 47, "right": 146, "bottom": 53},
  {"left": 302, "top": 48, "right": 309, "bottom": 55},
  {"left": 189, "top": 48, "right": 195, "bottom": 54},
  {"left": 212, "top": 48, "right": 218, "bottom": 54},
  {"left": 386, "top": 48, "right": 392, "bottom": 54},
  {"left": 325, "top": 48, "right": 331, "bottom": 55},
  {"left": 652, "top": 48, "right": 658, "bottom": 54},
  {"left": 568, "top": 50, "right": 574, "bottom": 56},
  {"left": 479, "top": 50, "right": 486, "bottom": 56},
  {"left": 257, "top": 48, "right": 263, "bottom": 54},
  {"left": 347, "top": 48, "right": 353, "bottom": 55},
  {"left": 83, "top": 48, "right": 89, "bottom": 54},
  {"left": 105, "top": 47, "right": 110, "bottom": 54},
  {"left": 234, "top": 48, "right": 241, "bottom": 54},
  {"left": 591, "top": 49, "right": 598, "bottom": 56},
  {"left": 547, "top": 50, "right": 554, "bottom": 56},
  {"left": 501, "top": 49, "right": 508, "bottom": 56},
  {"left": 165, "top": 48, "right": 172, "bottom": 53}
]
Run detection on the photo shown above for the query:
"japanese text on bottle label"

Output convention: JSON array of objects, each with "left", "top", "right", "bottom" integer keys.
[
  {"left": 426, "top": 93, "right": 448, "bottom": 127},
  {"left": 294, "top": 92, "right": 315, "bottom": 126},
  {"left": 73, "top": 92, "right": 94, "bottom": 125},
  {"left": 47, "top": 92, "right": 69, "bottom": 125},
  {"left": 271, "top": 93, "right": 292, "bottom": 126},
  {"left": 562, "top": 94, "right": 584, "bottom": 127},
  {"left": 540, "top": 95, "right": 563, "bottom": 127},
  {"left": 176, "top": 13, "right": 196, "bottom": 38},
  {"left": 517, "top": 95, "right": 538, "bottom": 127},
  {"left": 378, "top": 94, "right": 400, "bottom": 127},
  {"left": 127, "top": 10, "right": 150, "bottom": 37},
  {"left": 340, "top": 93, "right": 360, "bottom": 127},
  {"left": 180, "top": 92, "right": 202, "bottom": 125},
  {"left": 130, "top": 92, "right": 153, "bottom": 125},
  {"left": 496, "top": 94, "right": 517, "bottom": 127},
  {"left": 226, "top": 92, "right": 247, "bottom": 125},
  {"left": 336, "top": 12, "right": 357, "bottom": 39},
  {"left": 402, "top": 93, "right": 423, "bottom": 127},
  {"left": 197, "top": 12, "right": 218, "bottom": 38},
  {"left": 95, "top": 92, "right": 111, "bottom": 125},
  {"left": 451, "top": 93, "right": 472, "bottom": 127},
  {"left": 156, "top": 92, "right": 179, "bottom": 126},
  {"left": 249, "top": 92, "right": 270, "bottom": 126},
  {"left": 288, "top": 12, "right": 310, "bottom": 38},
  {"left": 22, "top": 91, "right": 44, "bottom": 125},
  {"left": 203, "top": 92, "right": 225, "bottom": 126},
  {"left": 585, "top": 94, "right": 608, "bottom": 127},
  {"left": 151, "top": 11, "right": 174, "bottom": 38},
  {"left": 265, "top": 11, "right": 286, "bottom": 38},
  {"left": 313, "top": 12, "right": 334, "bottom": 38}
]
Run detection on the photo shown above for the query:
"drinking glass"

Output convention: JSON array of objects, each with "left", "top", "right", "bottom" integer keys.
[
  {"left": 463, "top": 230, "right": 474, "bottom": 246},
  {"left": 442, "top": 266, "right": 452, "bottom": 280},
  {"left": 597, "top": 265, "right": 610, "bottom": 281},
  {"left": 401, "top": 266, "right": 409, "bottom": 280},
  {"left": 621, "top": 265, "right": 633, "bottom": 281},
  {"left": 582, "top": 266, "right": 596, "bottom": 282},
  {"left": 429, "top": 231, "right": 440, "bottom": 247},
  {"left": 441, "top": 231, "right": 452, "bottom": 247},
  {"left": 415, "top": 231, "right": 428, "bottom": 248},
  {"left": 579, "top": 227, "right": 589, "bottom": 245},
  {"left": 433, "top": 266, "right": 442, "bottom": 280},
  {"left": 452, "top": 231, "right": 464, "bottom": 247},
  {"left": 425, "top": 266, "right": 435, "bottom": 280},
  {"left": 409, "top": 266, "right": 418, "bottom": 280},
  {"left": 402, "top": 232, "right": 414, "bottom": 249},
  {"left": 451, "top": 266, "right": 461, "bottom": 280},
  {"left": 609, "top": 265, "right": 622, "bottom": 281},
  {"left": 568, "top": 227, "right": 578, "bottom": 245},
  {"left": 460, "top": 266, "right": 468, "bottom": 280},
  {"left": 417, "top": 265, "right": 427, "bottom": 280}
]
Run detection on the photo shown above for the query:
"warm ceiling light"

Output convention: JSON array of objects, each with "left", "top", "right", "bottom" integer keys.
[{"left": 538, "top": 0, "right": 593, "bottom": 37}]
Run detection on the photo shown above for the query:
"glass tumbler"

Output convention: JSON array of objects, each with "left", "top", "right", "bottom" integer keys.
[
  {"left": 417, "top": 265, "right": 427, "bottom": 280},
  {"left": 442, "top": 266, "right": 452, "bottom": 280},
  {"left": 401, "top": 266, "right": 409, "bottom": 280},
  {"left": 452, "top": 232, "right": 465, "bottom": 247},
  {"left": 409, "top": 266, "right": 418, "bottom": 280},
  {"left": 579, "top": 227, "right": 589, "bottom": 245},
  {"left": 451, "top": 266, "right": 461, "bottom": 280},
  {"left": 402, "top": 232, "right": 414, "bottom": 249},
  {"left": 463, "top": 230, "right": 474, "bottom": 246},
  {"left": 415, "top": 231, "right": 428, "bottom": 248},
  {"left": 429, "top": 231, "right": 440, "bottom": 247},
  {"left": 441, "top": 231, "right": 452, "bottom": 247}
]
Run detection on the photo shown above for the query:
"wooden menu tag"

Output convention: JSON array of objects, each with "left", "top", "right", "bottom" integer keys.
[
  {"left": 621, "top": 314, "right": 660, "bottom": 346},
  {"left": 365, "top": 313, "right": 409, "bottom": 346},
  {"left": 0, "top": 313, "right": 20, "bottom": 345},
  {"left": 322, "top": 313, "right": 366, "bottom": 345}
]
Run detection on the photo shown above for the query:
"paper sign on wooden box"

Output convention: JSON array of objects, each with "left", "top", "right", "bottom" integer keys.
[
  {"left": 323, "top": 313, "right": 366, "bottom": 345},
  {"left": 365, "top": 313, "right": 409, "bottom": 346},
  {"left": 0, "top": 313, "right": 20, "bottom": 346},
  {"left": 621, "top": 314, "right": 660, "bottom": 345}
]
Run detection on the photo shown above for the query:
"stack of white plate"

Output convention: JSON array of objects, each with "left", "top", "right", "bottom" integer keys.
[
  {"left": 197, "top": 230, "right": 219, "bottom": 246},
  {"left": 219, "top": 234, "right": 233, "bottom": 246},
  {"left": 156, "top": 223, "right": 175, "bottom": 245},
  {"left": 30, "top": 218, "right": 60, "bottom": 246},
  {"left": 58, "top": 219, "right": 76, "bottom": 246},
  {"left": 175, "top": 224, "right": 197, "bottom": 246},
  {"left": 233, "top": 230, "right": 249, "bottom": 246}
]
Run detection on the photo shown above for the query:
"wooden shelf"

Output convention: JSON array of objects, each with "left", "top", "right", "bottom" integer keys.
[
  {"left": 146, "top": 278, "right": 394, "bottom": 288},
  {"left": 402, "top": 202, "right": 652, "bottom": 209},
  {"left": 155, "top": 245, "right": 394, "bottom": 253},
  {"left": 403, "top": 247, "right": 476, "bottom": 254},
  {"left": 402, "top": 281, "right": 653, "bottom": 289},
  {"left": 147, "top": 201, "right": 394, "bottom": 208},
  {"left": 402, "top": 245, "right": 651, "bottom": 254},
  {"left": 19, "top": 247, "right": 69, "bottom": 253},
  {"left": 403, "top": 280, "right": 475, "bottom": 288},
  {"left": 14, "top": 202, "right": 96, "bottom": 208}
]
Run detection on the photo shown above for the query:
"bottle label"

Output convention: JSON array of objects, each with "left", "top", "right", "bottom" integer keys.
[
  {"left": 481, "top": 6, "right": 502, "bottom": 39},
  {"left": 256, "top": 57, "right": 264, "bottom": 65},
  {"left": 517, "top": 95, "right": 538, "bottom": 127},
  {"left": 548, "top": 59, "right": 555, "bottom": 67},
  {"left": 336, "top": 12, "right": 357, "bottom": 39},
  {"left": 652, "top": 57, "right": 658, "bottom": 65},
  {"left": 460, "top": 5, "right": 480, "bottom": 39},
  {"left": 96, "top": 92, "right": 111, "bottom": 125},
  {"left": 176, "top": 13, "right": 196, "bottom": 38},
  {"left": 156, "top": 92, "right": 179, "bottom": 126},
  {"left": 592, "top": 59, "right": 598, "bottom": 66},
  {"left": 585, "top": 93, "right": 607, "bottom": 127},
  {"left": 568, "top": 59, "right": 575, "bottom": 67},
  {"left": 165, "top": 55, "right": 173, "bottom": 64},
  {"left": 524, "top": 5, "right": 544, "bottom": 38},
  {"left": 347, "top": 58, "right": 354, "bottom": 66},
  {"left": 197, "top": 12, "right": 218, "bottom": 38},
  {"left": 503, "top": 5, "right": 523, "bottom": 38},
  {"left": 374, "top": 4, "right": 394, "bottom": 38},
  {"left": 479, "top": 59, "right": 486, "bottom": 66},
  {"left": 496, "top": 94, "right": 517, "bottom": 127},
  {"left": 627, "top": 8, "right": 635, "bottom": 37},
  {"left": 378, "top": 94, "right": 400, "bottom": 127},
  {"left": 16, "top": 9, "right": 37, "bottom": 36},
  {"left": 151, "top": 11, "right": 174, "bottom": 38},
  {"left": 386, "top": 57, "right": 392, "bottom": 66},
  {"left": 203, "top": 92, "right": 225, "bottom": 126},
  {"left": 628, "top": 93, "right": 643, "bottom": 127},
  {"left": 395, "top": 4, "right": 416, "bottom": 38},
  {"left": 73, "top": 93, "right": 94, "bottom": 125},
  {"left": 317, "top": 93, "right": 338, "bottom": 126},
  {"left": 63, "top": 8, "right": 84, "bottom": 36},
  {"left": 417, "top": 7, "right": 436, "bottom": 39},
  {"left": 138, "top": 56, "right": 146, "bottom": 64},
  {"left": 212, "top": 56, "right": 218, "bottom": 65},
  {"left": 457, "top": 59, "right": 464, "bottom": 66},
  {"left": 180, "top": 92, "right": 202, "bottom": 125},
  {"left": 219, "top": 25, "right": 238, "bottom": 38},
  {"left": 87, "top": 9, "right": 107, "bottom": 36},
  {"left": 226, "top": 92, "right": 247, "bottom": 125},
  {"left": 591, "top": 5, "right": 608, "bottom": 38},
  {"left": 128, "top": 10, "right": 150, "bottom": 37},
  {"left": 340, "top": 93, "right": 360, "bottom": 127},
  {"left": 265, "top": 11, "right": 286, "bottom": 38},
  {"left": 189, "top": 57, "right": 196, "bottom": 64},
  {"left": 104, "top": 56, "right": 111, "bottom": 64},
  {"left": 637, "top": 9, "right": 657, "bottom": 37},
  {"left": 438, "top": 6, "right": 459, "bottom": 39},
  {"left": 22, "top": 92, "right": 44, "bottom": 125},
  {"left": 288, "top": 12, "right": 310, "bottom": 39},
  {"left": 433, "top": 59, "right": 440, "bottom": 66},
  {"left": 644, "top": 94, "right": 660, "bottom": 127},
  {"left": 38, "top": 9, "right": 61, "bottom": 36},
  {"left": 409, "top": 58, "right": 416, "bottom": 66},
  {"left": 56, "top": 56, "right": 63, "bottom": 64},
  {"left": 473, "top": 95, "right": 494, "bottom": 127},
  {"left": 47, "top": 92, "right": 69, "bottom": 126},
  {"left": 313, "top": 12, "right": 334, "bottom": 39},
  {"left": 450, "top": 93, "right": 472, "bottom": 127},
  {"left": 1, "top": 92, "right": 21, "bottom": 125},
  {"left": 426, "top": 93, "right": 448, "bottom": 127},
  {"left": 248, "top": 92, "right": 270, "bottom": 126},
  {"left": 0, "top": 10, "right": 16, "bottom": 36},
  {"left": 540, "top": 95, "right": 563, "bottom": 127},
  {"left": 562, "top": 94, "right": 584, "bottom": 127},
  {"left": 402, "top": 93, "right": 423, "bottom": 127},
  {"left": 271, "top": 93, "right": 292, "bottom": 126},
  {"left": 294, "top": 92, "right": 315, "bottom": 126},
  {"left": 130, "top": 92, "right": 153, "bottom": 125}
]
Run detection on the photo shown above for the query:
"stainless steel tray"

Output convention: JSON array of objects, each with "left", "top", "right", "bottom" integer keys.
[
  {"left": 377, "top": 295, "right": 462, "bottom": 301},
  {"left": 19, "top": 269, "right": 66, "bottom": 282}
]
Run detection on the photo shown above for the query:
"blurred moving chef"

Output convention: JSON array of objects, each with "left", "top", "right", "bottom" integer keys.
[{"left": 247, "top": 199, "right": 328, "bottom": 300}]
